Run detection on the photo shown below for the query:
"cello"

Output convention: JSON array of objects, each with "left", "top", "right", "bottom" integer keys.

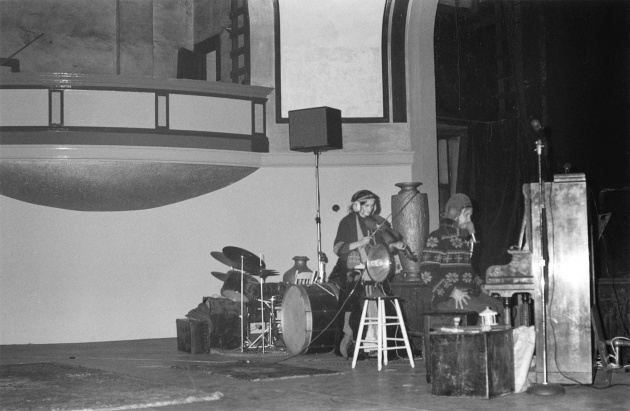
[{"left": 364, "top": 215, "right": 418, "bottom": 262}]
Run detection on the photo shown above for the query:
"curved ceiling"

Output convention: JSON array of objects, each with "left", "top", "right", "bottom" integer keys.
[{"left": 0, "top": 161, "right": 258, "bottom": 211}]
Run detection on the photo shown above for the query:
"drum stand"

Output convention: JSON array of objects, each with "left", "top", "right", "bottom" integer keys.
[
  {"left": 246, "top": 297, "right": 279, "bottom": 351},
  {"left": 244, "top": 256, "right": 280, "bottom": 352},
  {"left": 257, "top": 267, "right": 267, "bottom": 353}
]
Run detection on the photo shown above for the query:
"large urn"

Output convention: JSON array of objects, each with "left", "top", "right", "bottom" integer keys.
[{"left": 391, "top": 182, "right": 429, "bottom": 281}]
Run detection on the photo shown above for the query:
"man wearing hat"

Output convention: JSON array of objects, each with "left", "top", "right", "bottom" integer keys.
[{"left": 418, "top": 193, "right": 500, "bottom": 313}]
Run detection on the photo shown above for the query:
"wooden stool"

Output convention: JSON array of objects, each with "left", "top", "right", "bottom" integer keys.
[
  {"left": 351, "top": 296, "right": 415, "bottom": 371},
  {"left": 423, "top": 310, "right": 478, "bottom": 383}
]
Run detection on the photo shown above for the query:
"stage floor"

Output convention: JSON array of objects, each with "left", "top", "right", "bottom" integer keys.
[{"left": 1, "top": 338, "right": 629, "bottom": 410}]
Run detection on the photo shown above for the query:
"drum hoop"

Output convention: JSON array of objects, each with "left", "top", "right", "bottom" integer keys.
[{"left": 298, "top": 285, "right": 314, "bottom": 346}]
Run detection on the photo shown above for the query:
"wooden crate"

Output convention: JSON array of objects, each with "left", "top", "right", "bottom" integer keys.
[
  {"left": 423, "top": 310, "right": 478, "bottom": 383},
  {"left": 430, "top": 326, "right": 514, "bottom": 398},
  {"left": 176, "top": 318, "right": 210, "bottom": 354}
]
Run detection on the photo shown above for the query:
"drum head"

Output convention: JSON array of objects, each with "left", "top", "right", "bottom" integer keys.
[
  {"left": 281, "top": 285, "right": 310, "bottom": 355},
  {"left": 366, "top": 244, "right": 394, "bottom": 283}
]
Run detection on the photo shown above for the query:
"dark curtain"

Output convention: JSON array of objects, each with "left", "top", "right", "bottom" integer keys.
[{"left": 461, "top": 118, "right": 540, "bottom": 277}]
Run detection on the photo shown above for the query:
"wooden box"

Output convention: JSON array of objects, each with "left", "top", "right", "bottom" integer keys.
[
  {"left": 423, "top": 310, "right": 478, "bottom": 383},
  {"left": 176, "top": 318, "right": 210, "bottom": 354},
  {"left": 430, "top": 326, "right": 514, "bottom": 398}
]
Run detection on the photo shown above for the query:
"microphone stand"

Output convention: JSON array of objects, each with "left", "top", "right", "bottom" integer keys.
[{"left": 527, "top": 136, "right": 565, "bottom": 396}]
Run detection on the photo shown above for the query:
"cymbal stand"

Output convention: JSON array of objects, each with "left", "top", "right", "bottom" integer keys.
[
  {"left": 269, "top": 296, "right": 281, "bottom": 347},
  {"left": 240, "top": 255, "right": 244, "bottom": 353},
  {"left": 260, "top": 255, "right": 265, "bottom": 353}
]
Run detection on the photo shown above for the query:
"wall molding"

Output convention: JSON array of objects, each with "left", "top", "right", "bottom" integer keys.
[
  {"left": 0, "top": 73, "right": 273, "bottom": 100},
  {"left": 0, "top": 144, "right": 414, "bottom": 168}
]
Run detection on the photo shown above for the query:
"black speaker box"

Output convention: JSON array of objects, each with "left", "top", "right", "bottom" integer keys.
[{"left": 289, "top": 106, "right": 342, "bottom": 152}]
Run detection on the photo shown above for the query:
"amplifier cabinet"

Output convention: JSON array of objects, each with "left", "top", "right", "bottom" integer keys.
[{"left": 176, "top": 318, "right": 210, "bottom": 354}]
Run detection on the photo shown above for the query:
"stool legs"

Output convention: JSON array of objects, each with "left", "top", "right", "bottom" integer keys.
[
  {"left": 392, "top": 299, "right": 415, "bottom": 368},
  {"left": 352, "top": 297, "right": 415, "bottom": 371},
  {"left": 378, "top": 299, "right": 385, "bottom": 368},
  {"left": 352, "top": 298, "right": 376, "bottom": 368}
]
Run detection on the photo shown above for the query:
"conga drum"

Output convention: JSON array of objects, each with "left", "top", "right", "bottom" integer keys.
[{"left": 281, "top": 283, "right": 339, "bottom": 355}]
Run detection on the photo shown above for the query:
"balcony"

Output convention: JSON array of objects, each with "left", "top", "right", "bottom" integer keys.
[
  {"left": 0, "top": 73, "right": 273, "bottom": 211},
  {"left": 0, "top": 73, "right": 272, "bottom": 151}
]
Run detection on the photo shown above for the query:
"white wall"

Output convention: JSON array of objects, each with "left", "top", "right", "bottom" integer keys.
[
  {"left": 0, "top": 159, "right": 410, "bottom": 344},
  {"left": 0, "top": 0, "right": 440, "bottom": 345}
]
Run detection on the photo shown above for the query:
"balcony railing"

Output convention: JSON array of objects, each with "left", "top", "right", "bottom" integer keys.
[{"left": 0, "top": 73, "right": 273, "bottom": 152}]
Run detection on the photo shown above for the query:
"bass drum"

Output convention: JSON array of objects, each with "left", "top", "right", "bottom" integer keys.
[
  {"left": 281, "top": 283, "right": 339, "bottom": 355},
  {"left": 221, "top": 271, "right": 260, "bottom": 303}
]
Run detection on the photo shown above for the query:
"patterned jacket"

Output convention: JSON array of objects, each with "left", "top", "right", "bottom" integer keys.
[{"left": 419, "top": 218, "right": 485, "bottom": 305}]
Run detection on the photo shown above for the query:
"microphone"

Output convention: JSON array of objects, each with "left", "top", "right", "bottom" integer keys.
[
  {"left": 467, "top": 222, "right": 478, "bottom": 243},
  {"left": 468, "top": 224, "right": 477, "bottom": 257},
  {"left": 530, "top": 119, "right": 544, "bottom": 133}
]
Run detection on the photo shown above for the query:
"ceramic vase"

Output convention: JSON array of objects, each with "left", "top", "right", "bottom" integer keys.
[{"left": 282, "top": 256, "right": 313, "bottom": 284}]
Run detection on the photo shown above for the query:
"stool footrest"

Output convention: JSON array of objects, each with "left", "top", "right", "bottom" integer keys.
[{"left": 382, "top": 346, "right": 409, "bottom": 351}]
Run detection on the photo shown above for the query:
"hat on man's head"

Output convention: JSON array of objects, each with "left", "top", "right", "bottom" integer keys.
[{"left": 444, "top": 193, "right": 472, "bottom": 219}]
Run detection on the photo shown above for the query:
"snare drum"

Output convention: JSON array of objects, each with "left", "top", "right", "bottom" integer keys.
[
  {"left": 281, "top": 283, "right": 340, "bottom": 355},
  {"left": 221, "top": 271, "right": 260, "bottom": 303}
]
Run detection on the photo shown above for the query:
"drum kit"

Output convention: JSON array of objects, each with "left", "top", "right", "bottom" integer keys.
[
  {"left": 210, "top": 243, "right": 397, "bottom": 355},
  {"left": 211, "top": 246, "right": 284, "bottom": 352}
]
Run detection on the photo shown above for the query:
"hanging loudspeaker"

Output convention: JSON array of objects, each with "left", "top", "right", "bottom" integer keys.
[{"left": 289, "top": 107, "right": 343, "bottom": 152}]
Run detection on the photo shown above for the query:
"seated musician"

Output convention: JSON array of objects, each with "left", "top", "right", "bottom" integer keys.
[
  {"left": 328, "top": 190, "right": 406, "bottom": 358},
  {"left": 419, "top": 193, "right": 501, "bottom": 313}
]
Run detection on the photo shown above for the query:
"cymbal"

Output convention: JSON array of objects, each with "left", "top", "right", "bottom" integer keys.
[
  {"left": 222, "top": 246, "right": 266, "bottom": 272},
  {"left": 210, "top": 271, "right": 229, "bottom": 281},
  {"left": 210, "top": 251, "right": 239, "bottom": 268}
]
